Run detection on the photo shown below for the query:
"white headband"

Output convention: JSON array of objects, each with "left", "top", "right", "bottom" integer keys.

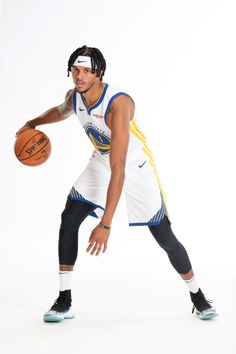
[{"left": 73, "top": 55, "right": 92, "bottom": 68}]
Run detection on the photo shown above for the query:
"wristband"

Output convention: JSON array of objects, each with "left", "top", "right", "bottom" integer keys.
[
  {"left": 99, "top": 222, "right": 111, "bottom": 230},
  {"left": 25, "top": 122, "right": 35, "bottom": 129}
]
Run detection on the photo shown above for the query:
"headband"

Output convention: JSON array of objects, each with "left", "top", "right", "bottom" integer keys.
[{"left": 73, "top": 55, "right": 92, "bottom": 68}]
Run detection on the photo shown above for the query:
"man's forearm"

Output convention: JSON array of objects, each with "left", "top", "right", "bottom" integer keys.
[
  {"left": 101, "top": 167, "right": 125, "bottom": 226},
  {"left": 27, "top": 107, "right": 66, "bottom": 127}
]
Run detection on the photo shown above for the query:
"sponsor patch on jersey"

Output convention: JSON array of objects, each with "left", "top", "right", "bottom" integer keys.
[{"left": 93, "top": 113, "right": 104, "bottom": 119}]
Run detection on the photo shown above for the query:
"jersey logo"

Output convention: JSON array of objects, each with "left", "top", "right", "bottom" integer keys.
[
  {"left": 93, "top": 113, "right": 104, "bottom": 119},
  {"left": 85, "top": 126, "right": 110, "bottom": 154},
  {"left": 139, "top": 160, "right": 147, "bottom": 168},
  {"left": 79, "top": 107, "right": 85, "bottom": 111}
]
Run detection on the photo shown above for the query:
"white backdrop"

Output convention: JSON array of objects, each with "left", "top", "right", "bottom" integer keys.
[{"left": 0, "top": 1, "right": 235, "bottom": 353}]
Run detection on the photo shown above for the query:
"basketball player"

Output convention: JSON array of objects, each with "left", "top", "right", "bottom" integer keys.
[{"left": 16, "top": 45, "right": 218, "bottom": 322}]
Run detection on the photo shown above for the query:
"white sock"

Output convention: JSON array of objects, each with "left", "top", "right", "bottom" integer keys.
[
  {"left": 59, "top": 271, "right": 73, "bottom": 291},
  {"left": 185, "top": 275, "right": 199, "bottom": 293}
]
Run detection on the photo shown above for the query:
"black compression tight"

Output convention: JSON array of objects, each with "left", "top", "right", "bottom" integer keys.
[
  {"left": 148, "top": 215, "right": 192, "bottom": 274},
  {"left": 59, "top": 197, "right": 96, "bottom": 265},
  {"left": 59, "top": 198, "right": 192, "bottom": 275}
]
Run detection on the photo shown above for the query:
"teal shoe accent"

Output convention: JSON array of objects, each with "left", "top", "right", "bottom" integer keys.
[
  {"left": 64, "top": 313, "right": 75, "bottom": 319},
  {"left": 43, "top": 310, "right": 75, "bottom": 322},
  {"left": 43, "top": 314, "right": 64, "bottom": 322},
  {"left": 198, "top": 312, "right": 219, "bottom": 320}
]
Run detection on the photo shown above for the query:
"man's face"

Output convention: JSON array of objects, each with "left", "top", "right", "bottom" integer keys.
[{"left": 71, "top": 65, "right": 100, "bottom": 93}]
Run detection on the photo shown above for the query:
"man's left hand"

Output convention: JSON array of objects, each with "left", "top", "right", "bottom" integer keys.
[{"left": 86, "top": 225, "right": 110, "bottom": 256}]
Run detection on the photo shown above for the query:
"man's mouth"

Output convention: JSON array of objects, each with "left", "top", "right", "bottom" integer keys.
[{"left": 75, "top": 81, "right": 85, "bottom": 85}]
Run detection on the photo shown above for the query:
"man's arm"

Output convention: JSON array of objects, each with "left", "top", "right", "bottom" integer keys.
[
  {"left": 100, "top": 94, "right": 132, "bottom": 226},
  {"left": 86, "top": 94, "right": 134, "bottom": 256},
  {"left": 16, "top": 89, "right": 75, "bottom": 135}
]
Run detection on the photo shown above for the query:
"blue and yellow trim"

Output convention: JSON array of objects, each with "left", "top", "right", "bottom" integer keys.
[
  {"left": 73, "top": 89, "right": 77, "bottom": 113},
  {"left": 81, "top": 83, "right": 109, "bottom": 115},
  {"left": 69, "top": 187, "right": 104, "bottom": 219},
  {"left": 104, "top": 92, "right": 126, "bottom": 126},
  {"left": 73, "top": 83, "right": 108, "bottom": 115},
  {"left": 129, "top": 118, "right": 170, "bottom": 219}
]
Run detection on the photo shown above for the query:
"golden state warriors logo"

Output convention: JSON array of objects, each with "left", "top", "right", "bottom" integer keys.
[{"left": 85, "top": 126, "right": 111, "bottom": 154}]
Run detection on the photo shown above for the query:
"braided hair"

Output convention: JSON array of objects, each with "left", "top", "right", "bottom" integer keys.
[{"left": 67, "top": 45, "right": 106, "bottom": 81}]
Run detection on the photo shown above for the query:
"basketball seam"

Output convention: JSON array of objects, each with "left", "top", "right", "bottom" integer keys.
[
  {"left": 15, "top": 132, "right": 45, "bottom": 157},
  {"left": 20, "top": 140, "right": 51, "bottom": 162}
]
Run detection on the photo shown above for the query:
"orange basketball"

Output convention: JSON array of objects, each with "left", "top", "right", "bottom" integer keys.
[{"left": 14, "top": 129, "right": 51, "bottom": 166}]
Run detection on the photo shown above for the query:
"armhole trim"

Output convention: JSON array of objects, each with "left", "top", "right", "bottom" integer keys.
[
  {"left": 104, "top": 92, "right": 126, "bottom": 127},
  {"left": 73, "top": 90, "right": 77, "bottom": 113}
]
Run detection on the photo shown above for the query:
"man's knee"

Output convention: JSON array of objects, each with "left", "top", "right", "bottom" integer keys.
[
  {"left": 60, "top": 197, "right": 93, "bottom": 232},
  {"left": 60, "top": 207, "right": 80, "bottom": 232},
  {"left": 149, "top": 215, "right": 178, "bottom": 252},
  {"left": 148, "top": 215, "right": 192, "bottom": 274},
  {"left": 58, "top": 197, "right": 96, "bottom": 265}
]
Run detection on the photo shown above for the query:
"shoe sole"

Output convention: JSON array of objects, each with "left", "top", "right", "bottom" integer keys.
[
  {"left": 197, "top": 312, "right": 219, "bottom": 320},
  {"left": 43, "top": 314, "right": 75, "bottom": 322}
]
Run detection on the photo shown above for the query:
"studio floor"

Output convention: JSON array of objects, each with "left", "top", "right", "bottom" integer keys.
[{"left": 0, "top": 271, "right": 234, "bottom": 354}]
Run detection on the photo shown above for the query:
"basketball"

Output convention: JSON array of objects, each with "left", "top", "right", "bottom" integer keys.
[{"left": 14, "top": 129, "right": 51, "bottom": 166}]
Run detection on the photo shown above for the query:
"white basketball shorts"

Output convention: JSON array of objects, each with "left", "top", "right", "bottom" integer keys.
[{"left": 70, "top": 150, "right": 168, "bottom": 226}]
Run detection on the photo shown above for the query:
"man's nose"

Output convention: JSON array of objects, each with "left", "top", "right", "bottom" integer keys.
[{"left": 75, "top": 70, "right": 84, "bottom": 80}]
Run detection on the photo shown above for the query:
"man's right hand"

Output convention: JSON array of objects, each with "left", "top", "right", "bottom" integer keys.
[{"left": 15, "top": 124, "right": 34, "bottom": 137}]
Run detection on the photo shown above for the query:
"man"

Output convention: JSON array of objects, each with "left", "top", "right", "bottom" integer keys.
[{"left": 17, "top": 45, "right": 218, "bottom": 322}]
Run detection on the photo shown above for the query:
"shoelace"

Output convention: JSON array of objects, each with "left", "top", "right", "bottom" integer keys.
[{"left": 192, "top": 295, "right": 213, "bottom": 313}]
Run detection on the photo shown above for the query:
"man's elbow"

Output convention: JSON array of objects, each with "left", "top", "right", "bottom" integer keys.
[
  {"left": 110, "top": 162, "right": 126, "bottom": 176},
  {"left": 56, "top": 106, "right": 72, "bottom": 120}
]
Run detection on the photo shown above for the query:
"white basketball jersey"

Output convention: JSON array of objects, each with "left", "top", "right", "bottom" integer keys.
[
  {"left": 73, "top": 83, "right": 143, "bottom": 158},
  {"left": 72, "top": 83, "right": 170, "bottom": 225}
]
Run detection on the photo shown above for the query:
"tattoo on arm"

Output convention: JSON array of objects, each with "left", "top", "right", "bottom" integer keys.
[
  {"left": 107, "top": 105, "right": 114, "bottom": 114},
  {"left": 58, "top": 89, "right": 74, "bottom": 118}
]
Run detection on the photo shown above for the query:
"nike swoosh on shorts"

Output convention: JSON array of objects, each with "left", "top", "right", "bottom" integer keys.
[{"left": 139, "top": 160, "right": 147, "bottom": 168}]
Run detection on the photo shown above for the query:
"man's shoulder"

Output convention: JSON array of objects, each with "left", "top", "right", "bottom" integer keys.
[{"left": 65, "top": 88, "right": 75, "bottom": 100}]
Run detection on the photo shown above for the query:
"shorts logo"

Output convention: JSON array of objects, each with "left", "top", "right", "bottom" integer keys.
[
  {"left": 139, "top": 160, "right": 147, "bottom": 168},
  {"left": 85, "top": 126, "right": 110, "bottom": 154}
]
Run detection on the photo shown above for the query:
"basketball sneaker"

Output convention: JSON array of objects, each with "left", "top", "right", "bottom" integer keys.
[
  {"left": 43, "top": 290, "right": 74, "bottom": 322},
  {"left": 190, "top": 288, "right": 218, "bottom": 320}
]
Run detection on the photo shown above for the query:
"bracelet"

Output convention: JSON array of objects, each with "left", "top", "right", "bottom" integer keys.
[
  {"left": 99, "top": 222, "right": 111, "bottom": 230},
  {"left": 25, "top": 122, "right": 35, "bottom": 129}
]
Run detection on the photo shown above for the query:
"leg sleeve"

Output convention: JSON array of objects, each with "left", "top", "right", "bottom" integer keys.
[
  {"left": 148, "top": 215, "right": 192, "bottom": 274},
  {"left": 59, "top": 197, "right": 96, "bottom": 265}
]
